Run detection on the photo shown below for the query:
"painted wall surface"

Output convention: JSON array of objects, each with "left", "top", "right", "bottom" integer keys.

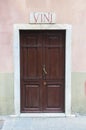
[
  {"left": 0, "top": 0, "right": 86, "bottom": 114},
  {"left": 0, "top": 73, "right": 14, "bottom": 114},
  {"left": 72, "top": 72, "right": 86, "bottom": 114}
]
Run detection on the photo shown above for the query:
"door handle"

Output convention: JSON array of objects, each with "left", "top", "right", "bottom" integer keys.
[{"left": 43, "top": 65, "right": 47, "bottom": 75}]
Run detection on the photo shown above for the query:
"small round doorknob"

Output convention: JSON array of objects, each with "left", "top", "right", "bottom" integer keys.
[{"left": 44, "top": 81, "right": 47, "bottom": 86}]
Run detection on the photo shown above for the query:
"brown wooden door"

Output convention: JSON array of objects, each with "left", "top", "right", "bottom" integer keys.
[{"left": 20, "top": 30, "right": 65, "bottom": 113}]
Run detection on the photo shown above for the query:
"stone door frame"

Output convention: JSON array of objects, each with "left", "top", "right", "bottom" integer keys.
[{"left": 13, "top": 24, "right": 72, "bottom": 117}]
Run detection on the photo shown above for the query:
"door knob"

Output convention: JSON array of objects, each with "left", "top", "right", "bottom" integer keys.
[{"left": 43, "top": 81, "right": 47, "bottom": 86}]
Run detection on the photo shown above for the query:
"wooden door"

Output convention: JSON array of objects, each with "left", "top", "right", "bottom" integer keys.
[{"left": 20, "top": 30, "right": 65, "bottom": 113}]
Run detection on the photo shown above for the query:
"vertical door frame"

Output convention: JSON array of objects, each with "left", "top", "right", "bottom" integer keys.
[{"left": 13, "top": 24, "right": 72, "bottom": 117}]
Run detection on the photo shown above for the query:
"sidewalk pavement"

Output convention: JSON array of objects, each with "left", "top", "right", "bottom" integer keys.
[{"left": 1, "top": 116, "right": 86, "bottom": 130}]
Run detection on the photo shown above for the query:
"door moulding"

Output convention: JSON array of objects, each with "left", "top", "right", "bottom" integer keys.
[{"left": 13, "top": 24, "right": 72, "bottom": 117}]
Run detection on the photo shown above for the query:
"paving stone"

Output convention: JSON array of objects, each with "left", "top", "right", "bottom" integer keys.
[{"left": 2, "top": 117, "right": 86, "bottom": 130}]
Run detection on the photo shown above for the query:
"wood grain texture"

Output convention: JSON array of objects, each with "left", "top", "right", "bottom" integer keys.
[{"left": 20, "top": 30, "right": 65, "bottom": 113}]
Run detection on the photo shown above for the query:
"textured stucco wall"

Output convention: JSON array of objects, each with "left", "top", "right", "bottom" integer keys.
[
  {"left": 72, "top": 72, "right": 86, "bottom": 114},
  {"left": 0, "top": 73, "right": 14, "bottom": 114},
  {"left": 0, "top": 0, "right": 86, "bottom": 114}
]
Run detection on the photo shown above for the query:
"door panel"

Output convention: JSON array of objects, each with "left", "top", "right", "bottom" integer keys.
[
  {"left": 21, "top": 33, "right": 42, "bottom": 79},
  {"left": 45, "top": 47, "right": 60, "bottom": 79},
  {"left": 25, "top": 84, "right": 40, "bottom": 108},
  {"left": 44, "top": 32, "right": 65, "bottom": 80},
  {"left": 47, "top": 84, "right": 63, "bottom": 107},
  {"left": 43, "top": 31, "right": 65, "bottom": 112},
  {"left": 43, "top": 81, "right": 65, "bottom": 112},
  {"left": 20, "top": 30, "right": 65, "bottom": 113},
  {"left": 20, "top": 31, "right": 43, "bottom": 112}
]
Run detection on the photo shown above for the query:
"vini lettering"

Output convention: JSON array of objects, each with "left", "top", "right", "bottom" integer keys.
[{"left": 30, "top": 12, "right": 56, "bottom": 24}]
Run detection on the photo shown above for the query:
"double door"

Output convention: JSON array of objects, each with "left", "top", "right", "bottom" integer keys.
[{"left": 20, "top": 30, "right": 65, "bottom": 113}]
